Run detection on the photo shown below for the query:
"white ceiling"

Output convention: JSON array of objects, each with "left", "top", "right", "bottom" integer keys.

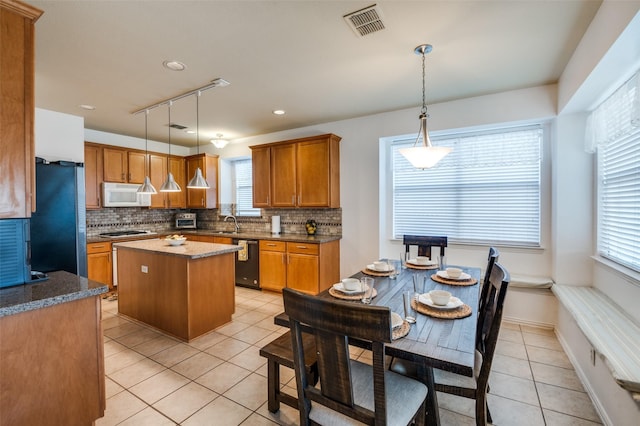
[{"left": 30, "top": 0, "right": 602, "bottom": 148}]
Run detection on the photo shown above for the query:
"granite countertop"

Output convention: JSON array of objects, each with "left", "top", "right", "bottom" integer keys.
[
  {"left": 0, "top": 271, "right": 108, "bottom": 318},
  {"left": 89, "top": 231, "right": 341, "bottom": 244},
  {"left": 113, "top": 238, "right": 241, "bottom": 259}
]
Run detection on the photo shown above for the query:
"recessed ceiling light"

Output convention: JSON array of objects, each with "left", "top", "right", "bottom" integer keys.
[
  {"left": 163, "top": 60, "right": 187, "bottom": 71},
  {"left": 185, "top": 130, "right": 196, "bottom": 134},
  {"left": 79, "top": 104, "right": 95, "bottom": 110},
  {"left": 273, "top": 110, "right": 285, "bottom": 115}
]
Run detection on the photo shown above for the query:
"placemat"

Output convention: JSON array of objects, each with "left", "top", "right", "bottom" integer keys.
[
  {"left": 329, "top": 287, "right": 378, "bottom": 301},
  {"left": 361, "top": 268, "right": 394, "bottom": 277},
  {"left": 405, "top": 263, "right": 438, "bottom": 270},
  {"left": 392, "top": 320, "right": 411, "bottom": 340},
  {"left": 411, "top": 298, "right": 472, "bottom": 319},
  {"left": 431, "top": 274, "right": 478, "bottom": 286}
]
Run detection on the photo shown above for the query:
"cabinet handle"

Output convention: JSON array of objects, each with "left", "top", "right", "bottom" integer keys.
[
  {"left": 282, "top": 253, "right": 286, "bottom": 264},
  {"left": 267, "top": 243, "right": 277, "bottom": 247},
  {"left": 296, "top": 245, "right": 308, "bottom": 250},
  {"left": 267, "top": 195, "right": 269, "bottom": 205},
  {"left": 122, "top": 173, "right": 125, "bottom": 180},
  {"left": 92, "top": 244, "right": 106, "bottom": 249},
  {"left": 292, "top": 195, "right": 295, "bottom": 205},
  {"left": 298, "top": 195, "right": 301, "bottom": 205}
]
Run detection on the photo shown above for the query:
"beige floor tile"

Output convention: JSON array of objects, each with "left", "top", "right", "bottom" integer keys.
[
  {"left": 109, "top": 358, "right": 166, "bottom": 388},
  {"left": 233, "top": 325, "right": 278, "bottom": 345},
  {"left": 206, "top": 337, "right": 252, "bottom": 360},
  {"left": 536, "top": 382, "right": 601, "bottom": 423},
  {"left": 171, "top": 351, "right": 225, "bottom": 380},
  {"left": 495, "top": 339, "right": 529, "bottom": 360},
  {"left": 153, "top": 381, "right": 218, "bottom": 423},
  {"left": 501, "top": 321, "right": 522, "bottom": 331},
  {"left": 188, "top": 330, "right": 228, "bottom": 351},
  {"left": 234, "top": 309, "right": 272, "bottom": 324},
  {"left": 104, "top": 377, "right": 125, "bottom": 399},
  {"left": 240, "top": 412, "right": 280, "bottom": 425},
  {"left": 104, "top": 348, "right": 147, "bottom": 375},
  {"left": 438, "top": 408, "right": 476, "bottom": 426},
  {"left": 491, "top": 353, "right": 533, "bottom": 380},
  {"left": 499, "top": 327, "right": 524, "bottom": 344},
  {"left": 255, "top": 400, "right": 301, "bottom": 426},
  {"left": 254, "top": 317, "right": 285, "bottom": 332},
  {"left": 183, "top": 396, "right": 253, "bottom": 426},
  {"left": 229, "top": 346, "right": 268, "bottom": 371},
  {"left": 523, "top": 331, "right": 564, "bottom": 351},
  {"left": 150, "top": 342, "right": 200, "bottom": 367},
  {"left": 96, "top": 390, "right": 147, "bottom": 426},
  {"left": 543, "top": 409, "right": 603, "bottom": 425},
  {"left": 254, "top": 330, "right": 288, "bottom": 348},
  {"left": 132, "top": 334, "right": 181, "bottom": 357},
  {"left": 115, "top": 327, "right": 162, "bottom": 348},
  {"left": 255, "top": 301, "right": 285, "bottom": 315},
  {"left": 118, "top": 406, "right": 176, "bottom": 425},
  {"left": 196, "top": 362, "right": 252, "bottom": 394},
  {"left": 527, "top": 346, "right": 573, "bottom": 369},
  {"left": 224, "top": 372, "right": 269, "bottom": 411},
  {"left": 521, "top": 324, "right": 555, "bottom": 336},
  {"left": 486, "top": 394, "right": 545, "bottom": 425},
  {"left": 103, "top": 321, "right": 146, "bottom": 339},
  {"left": 103, "top": 340, "right": 128, "bottom": 357},
  {"left": 216, "top": 320, "right": 252, "bottom": 336},
  {"left": 102, "top": 315, "right": 133, "bottom": 331},
  {"left": 488, "top": 371, "right": 539, "bottom": 405},
  {"left": 436, "top": 391, "right": 475, "bottom": 417},
  {"left": 129, "top": 369, "right": 190, "bottom": 405},
  {"left": 530, "top": 361, "right": 584, "bottom": 392}
]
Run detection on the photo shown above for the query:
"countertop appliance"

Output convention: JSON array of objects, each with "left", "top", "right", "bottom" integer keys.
[
  {"left": 102, "top": 182, "right": 151, "bottom": 207},
  {"left": 175, "top": 213, "right": 196, "bottom": 229},
  {"left": 232, "top": 238, "right": 259, "bottom": 289},
  {"left": 30, "top": 158, "right": 87, "bottom": 277}
]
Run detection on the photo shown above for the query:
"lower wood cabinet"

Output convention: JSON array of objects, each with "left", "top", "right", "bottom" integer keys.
[
  {"left": 87, "top": 241, "right": 112, "bottom": 288},
  {"left": 259, "top": 239, "right": 340, "bottom": 295},
  {"left": 186, "top": 234, "right": 233, "bottom": 244}
]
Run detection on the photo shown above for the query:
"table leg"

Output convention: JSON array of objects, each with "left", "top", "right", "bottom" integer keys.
[{"left": 418, "top": 364, "right": 441, "bottom": 426}]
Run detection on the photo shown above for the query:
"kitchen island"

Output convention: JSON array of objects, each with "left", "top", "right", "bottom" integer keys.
[{"left": 114, "top": 238, "right": 241, "bottom": 341}]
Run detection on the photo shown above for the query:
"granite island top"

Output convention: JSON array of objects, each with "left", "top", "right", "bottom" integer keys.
[
  {"left": 89, "top": 231, "right": 341, "bottom": 244},
  {"left": 113, "top": 238, "right": 241, "bottom": 259},
  {"left": 0, "top": 271, "right": 109, "bottom": 317}
]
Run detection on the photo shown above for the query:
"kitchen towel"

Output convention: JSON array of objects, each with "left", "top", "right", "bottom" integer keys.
[
  {"left": 238, "top": 240, "right": 248, "bottom": 261},
  {"left": 271, "top": 216, "right": 281, "bottom": 234}
]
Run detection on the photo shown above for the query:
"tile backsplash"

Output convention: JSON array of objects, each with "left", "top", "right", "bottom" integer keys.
[{"left": 86, "top": 208, "right": 341, "bottom": 237}]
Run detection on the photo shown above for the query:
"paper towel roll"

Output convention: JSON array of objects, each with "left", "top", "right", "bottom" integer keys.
[{"left": 271, "top": 216, "right": 281, "bottom": 234}]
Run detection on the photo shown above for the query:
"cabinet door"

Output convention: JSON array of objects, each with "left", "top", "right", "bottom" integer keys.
[
  {"left": 251, "top": 146, "right": 271, "bottom": 207},
  {"left": 167, "top": 156, "right": 186, "bottom": 208},
  {"left": 213, "top": 236, "right": 233, "bottom": 244},
  {"left": 87, "top": 251, "right": 112, "bottom": 287},
  {"left": 148, "top": 153, "right": 167, "bottom": 208},
  {"left": 260, "top": 250, "right": 287, "bottom": 292},
  {"left": 186, "top": 154, "right": 217, "bottom": 209},
  {"left": 271, "top": 143, "right": 296, "bottom": 207},
  {"left": 127, "top": 151, "right": 146, "bottom": 184},
  {"left": 187, "top": 235, "right": 215, "bottom": 243},
  {"left": 103, "top": 148, "right": 127, "bottom": 182},
  {"left": 186, "top": 156, "right": 205, "bottom": 208},
  {"left": 287, "top": 252, "right": 319, "bottom": 295},
  {"left": 297, "top": 139, "right": 331, "bottom": 207},
  {"left": 84, "top": 144, "right": 103, "bottom": 209}
]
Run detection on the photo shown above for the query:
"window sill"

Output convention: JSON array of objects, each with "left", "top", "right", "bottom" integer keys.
[{"left": 592, "top": 255, "right": 640, "bottom": 287}]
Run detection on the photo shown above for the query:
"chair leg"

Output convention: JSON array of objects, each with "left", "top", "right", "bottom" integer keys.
[
  {"left": 486, "top": 403, "right": 492, "bottom": 424},
  {"left": 475, "top": 393, "right": 488, "bottom": 426},
  {"left": 267, "top": 359, "right": 280, "bottom": 413}
]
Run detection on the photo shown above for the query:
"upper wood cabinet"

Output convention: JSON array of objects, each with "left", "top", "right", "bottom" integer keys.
[
  {"left": 168, "top": 156, "right": 186, "bottom": 208},
  {"left": 250, "top": 134, "right": 341, "bottom": 209},
  {"left": 148, "top": 154, "right": 186, "bottom": 209},
  {"left": 103, "top": 147, "right": 146, "bottom": 183},
  {"left": 186, "top": 153, "right": 218, "bottom": 209},
  {"left": 84, "top": 143, "right": 103, "bottom": 209},
  {"left": 0, "top": 1, "right": 43, "bottom": 218}
]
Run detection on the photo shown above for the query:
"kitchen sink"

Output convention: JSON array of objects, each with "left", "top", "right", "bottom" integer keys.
[{"left": 216, "top": 231, "right": 239, "bottom": 235}]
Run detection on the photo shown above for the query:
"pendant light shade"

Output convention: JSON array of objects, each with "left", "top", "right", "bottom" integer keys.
[
  {"left": 160, "top": 101, "right": 182, "bottom": 192},
  {"left": 399, "top": 44, "right": 452, "bottom": 169},
  {"left": 137, "top": 110, "right": 157, "bottom": 194},
  {"left": 187, "top": 91, "right": 210, "bottom": 189}
]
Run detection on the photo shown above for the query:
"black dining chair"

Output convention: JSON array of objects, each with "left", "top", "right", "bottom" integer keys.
[
  {"left": 391, "top": 262, "right": 510, "bottom": 426},
  {"left": 477, "top": 247, "right": 500, "bottom": 344},
  {"left": 283, "top": 287, "right": 429, "bottom": 426},
  {"left": 402, "top": 235, "right": 447, "bottom": 260}
]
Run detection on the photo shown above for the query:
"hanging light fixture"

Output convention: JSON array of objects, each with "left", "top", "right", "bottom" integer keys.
[
  {"left": 210, "top": 133, "right": 229, "bottom": 149},
  {"left": 160, "top": 101, "right": 181, "bottom": 192},
  {"left": 137, "top": 110, "right": 157, "bottom": 194},
  {"left": 187, "top": 91, "right": 210, "bottom": 189},
  {"left": 399, "top": 44, "right": 452, "bottom": 169}
]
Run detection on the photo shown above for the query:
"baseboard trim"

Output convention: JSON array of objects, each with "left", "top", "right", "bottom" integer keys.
[{"left": 502, "top": 315, "right": 555, "bottom": 330}]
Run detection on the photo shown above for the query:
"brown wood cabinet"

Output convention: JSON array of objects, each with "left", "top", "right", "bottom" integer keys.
[
  {"left": 84, "top": 143, "right": 104, "bottom": 209},
  {"left": 87, "top": 241, "right": 112, "bottom": 288},
  {"left": 186, "top": 153, "right": 219, "bottom": 208},
  {"left": 148, "top": 154, "right": 186, "bottom": 208},
  {"left": 103, "top": 147, "right": 146, "bottom": 183},
  {"left": 259, "top": 239, "right": 340, "bottom": 295},
  {"left": 186, "top": 234, "right": 233, "bottom": 244},
  {"left": 250, "top": 134, "right": 341, "bottom": 209},
  {"left": 0, "top": 0, "right": 42, "bottom": 218},
  {"left": 167, "top": 155, "right": 186, "bottom": 208}
]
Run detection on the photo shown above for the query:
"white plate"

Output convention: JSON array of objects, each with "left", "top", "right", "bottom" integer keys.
[
  {"left": 436, "top": 270, "right": 471, "bottom": 281},
  {"left": 332, "top": 282, "right": 365, "bottom": 295},
  {"left": 407, "top": 258, "right": 436, "bottom": 266},
  {"left": 417, "top": 294, "right": 464, "bottom": 310},
  {"left": 391, "top": 312, "right": 403, "bottom": 329},
  {"left": 367, "top": 263, "right": 392, "bottom": 272}
]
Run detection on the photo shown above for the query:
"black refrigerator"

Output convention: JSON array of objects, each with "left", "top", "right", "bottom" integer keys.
[{"left": 30, "top": 158, "right": 87, "bottom": 277}]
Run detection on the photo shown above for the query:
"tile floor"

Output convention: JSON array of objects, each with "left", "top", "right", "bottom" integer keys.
[{"left": 97, "top": 287, "right": 602, "bottom": 425}]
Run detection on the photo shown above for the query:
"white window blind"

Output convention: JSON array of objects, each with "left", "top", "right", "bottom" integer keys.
[
  {"left": 233, "top": 159, "right": 261, "bottom": 217},
  {"left": 392, "top": 125, "right": 542, "bottom": 246},
  {"left": 594, "top": 71, "right": 640, "bottom": 272}
]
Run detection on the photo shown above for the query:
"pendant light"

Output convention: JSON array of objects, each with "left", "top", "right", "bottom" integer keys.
[
  {"left": 187, "top": 91, "right": 210, "bottom": 189},
  {"left": 399, "top": 44, "right": 452, "bottom": 169},
  {"left": 137, "top": 110, "right": 158, "bottom": 194},
  {"left": 160, "top": 101, "right": 181, "bottom": 192}
]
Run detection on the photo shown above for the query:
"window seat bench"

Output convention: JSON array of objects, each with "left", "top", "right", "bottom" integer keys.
[
  {"left": 510, "top": 274, "right": 554, "bottom": 289},
  {"left": 552, "top": 284, "right": 640, "bottom": 400}
]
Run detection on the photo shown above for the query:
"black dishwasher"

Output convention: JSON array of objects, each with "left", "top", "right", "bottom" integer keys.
[{"left": 232, "top": 239, "right": 260, "bottom": 289}]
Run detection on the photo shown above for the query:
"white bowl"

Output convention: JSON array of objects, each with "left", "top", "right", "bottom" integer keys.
[
  {"left": 413, "top": 256, "right": 431, "bottom": 265},
  {"left": 372, "top": 261, "right": 387, "bottom": 271},
  {"left": 341, "top": 278, "right": 360, "bottom": 291},
  {"left": 446, "top": 267, "right": 462, "bottom": 279},
  {"left": 429, "top": 290, "right": 452, "bottom": 306},
  {"left": 166, "top": 238, "right": 186, "bottom": 246}
]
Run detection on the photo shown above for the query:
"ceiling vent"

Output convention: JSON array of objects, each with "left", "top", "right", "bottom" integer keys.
[
  {"left": 343, "top": 4, "right": 385, "bottom": 37},
  {"left": 169, "top": 123, "right": 187, "bottom": 130}
]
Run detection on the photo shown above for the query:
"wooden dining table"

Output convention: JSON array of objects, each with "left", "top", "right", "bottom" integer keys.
[{"left": 274, "top": 262, "right": 482, "bottom": 426}]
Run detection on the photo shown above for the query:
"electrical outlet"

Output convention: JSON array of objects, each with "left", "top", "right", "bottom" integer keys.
[{"left": 141, "top": 265, "right": 148, "bottom": 273}]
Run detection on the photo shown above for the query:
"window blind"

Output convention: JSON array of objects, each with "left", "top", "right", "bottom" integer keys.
[
  {"left": 233, "top": 159, "right": 261, "bottom": 217},
  {"left": 392, "top": 126, "right": 542, "bottom": 246}
]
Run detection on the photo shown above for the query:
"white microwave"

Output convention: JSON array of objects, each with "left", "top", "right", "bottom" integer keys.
[{"left": 102, "top": 182, "right": 151, "bottom": 207}]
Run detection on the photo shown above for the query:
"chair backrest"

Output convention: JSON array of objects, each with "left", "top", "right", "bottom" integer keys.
[
  {"left": 282, "top": 287, "right": 393, "bottom": 425},
  {"left": 476, "top": 262, "right": 510, "bottom": 390},
  {"left": 477, "top": 247, "right": 500, "bottom": 343},
  {"left": 402, "top": 235, "right": 447, "bottom": 260}
]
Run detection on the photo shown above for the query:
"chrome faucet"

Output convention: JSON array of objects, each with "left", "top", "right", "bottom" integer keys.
[{"left": 224, "top": 215, "right": 239, "bottom": 233}]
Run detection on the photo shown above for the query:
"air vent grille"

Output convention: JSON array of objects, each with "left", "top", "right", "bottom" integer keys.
[
  {"left": 344, "top": 4, "right": 385, "bottom": 37},
  {"left": 169, "top": 123, "right": 187, "bottom": 130}
]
